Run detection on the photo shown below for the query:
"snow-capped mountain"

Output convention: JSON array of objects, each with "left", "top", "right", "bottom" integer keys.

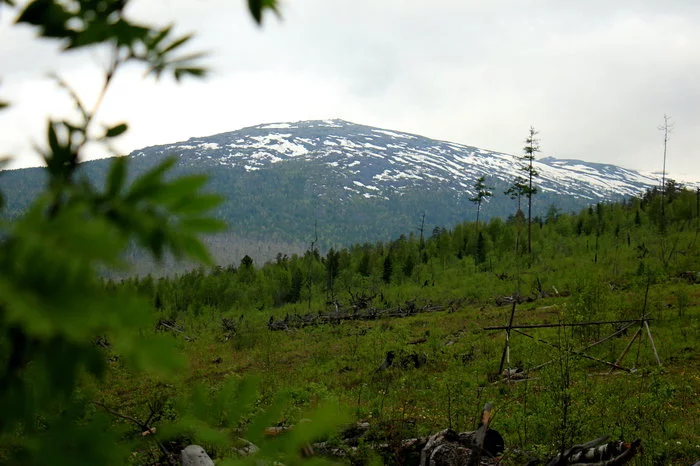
[
  {"left": 132, "top": 119, "right": 659, "bottom": 203},
  {"left": 2, "top": 119, "right": 675, "bottom": 254}
]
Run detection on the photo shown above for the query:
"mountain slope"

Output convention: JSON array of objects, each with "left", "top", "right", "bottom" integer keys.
[
  {"left": 134, "top": 119, "right": 658, "bottom": 202},
  {"left": 2, "top": 119, "right": 668, "bottom": 261}
]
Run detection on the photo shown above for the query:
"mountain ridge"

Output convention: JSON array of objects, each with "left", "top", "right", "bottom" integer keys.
[
  {"left": 1, "top": 119, "right": 689, "bottom": 264},
  {"left": 129, "top": 118, "right": 662, "bottom": 202}
]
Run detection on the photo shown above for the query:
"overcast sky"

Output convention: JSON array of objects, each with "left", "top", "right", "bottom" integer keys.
[{"left": 1, "top": 0, "right": 699, "bottom": 181}]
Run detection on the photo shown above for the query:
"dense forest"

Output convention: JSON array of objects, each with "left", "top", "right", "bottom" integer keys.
[
  {"left": 119, "top": 182, "right": 698, "bottom": 316},
  {"left": 0, "top": 151, "right": 630, "bottom": 256}
]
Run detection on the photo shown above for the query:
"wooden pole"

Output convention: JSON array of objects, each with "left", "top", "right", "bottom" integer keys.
[
  {"left": 580, "top": 322, "right": 636, "bottom": 350},
  {"left": 509, "top": 323, "right": 635, "bottom": 374},
  {"left": 644, "top": 319, "right": 662, "bottom": 366},
  {"left": 513, "top": 329, "right": 632, "bottom": 373},
  {"left": 484, "top": 318, "right": 645, "bottom": 330},
  {"left": 609, "top": 326, "right": 642, "bottom": 373}
]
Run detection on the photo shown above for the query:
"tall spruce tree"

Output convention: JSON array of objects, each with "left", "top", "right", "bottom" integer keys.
[
  {"left": 505, "top": 176, "right": 528, "bottom": 258},
  {"left": 505, "top": 176, "right": 528, "bottom": 214},
  {"left": 469, "top": 175, "right": 492, "bottom": 230},
  {"left": 522, "top": 126, "right": 540, "bottom": 254},
  {"left": 469, "top": 176, "right": 491, "bottom": 270},
  {"left": 382, "top": 254, "right": 393, "bottom": 283}
]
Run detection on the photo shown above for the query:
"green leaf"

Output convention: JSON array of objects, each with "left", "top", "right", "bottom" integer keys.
[
  {"left": 106, "top": 157, "right": 127, "bottom": 196},
  {"left": 16, "top": 0, "right": 52, "bottom": 25},
  {"left": 43, "top": 120, "right": 78, "bottom": 180},
  {"left": 16, "top": 0, "right": 72, "bottom": 38},
  {"left": 104, "top": 122, "right": 128, "bottom": 138},
  {"left": 115, "top": 334, "right": 184, "bottom": 377},
  {"left": 125, "top": 157, "right": 177, "bottom": 202},
  {"left": 248, "top": 0, "right": 279, "bottom": 25},
  {"left": 173, "top": 67, "right": 207, "bottom": 81},
  {"left": 66, "top": 22, "right": 111, "bottom": 49},
  {"left": 169, "top": 193, "right": 222, "bottom": 215},
  {"left": 113, "top": 19, "right": 150, "bottom": 47},
  {"left": 179, "top": 234, "right": 212, "bottom": 264},
  {"left": 224, "top": 376, "right": 260, "bottom": 426},
  {"left": 161, "top": 33, "right": 193, "bottom": 55},
  {"left": 148, "top": 25, "right": 172, "bottom": 48},
  {"left": 151, "top": 174, "right": 209, "bottom": 202},
  {"left": 47, "top": 120, "right": 60, "bottom": 155}
]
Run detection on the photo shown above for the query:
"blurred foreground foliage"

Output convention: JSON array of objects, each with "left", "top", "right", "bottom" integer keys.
[{"left": 0, "top": 0, "right": 316, "bottom": 464}]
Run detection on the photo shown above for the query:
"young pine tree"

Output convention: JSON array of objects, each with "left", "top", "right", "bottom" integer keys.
[
  {"left": 522, "top": 126, "right": 540, "bottom": 255},
  {"left": 505, "top": 176, "right": 528, "bottom": 215},
  {"left": 469, "top": 175, "right": 493, "bottom": 230}
]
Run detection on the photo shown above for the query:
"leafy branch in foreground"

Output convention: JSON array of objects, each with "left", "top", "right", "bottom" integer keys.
[{"left": 0, "top": 0, "right": 278, "bottom": 464}]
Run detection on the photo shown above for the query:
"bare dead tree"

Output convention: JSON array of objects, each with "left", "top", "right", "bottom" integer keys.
[
  {"left": 418, "top": 212, "right": 426, "bottom": 251},
  {"left": 306, "top": 221, "right": 319, "bottom": 312},
  {"left": 658, "top": 114, "right": 673, "bottom": 220}
]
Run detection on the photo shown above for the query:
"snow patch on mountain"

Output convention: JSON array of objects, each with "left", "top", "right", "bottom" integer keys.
[
  {"left": 259, "top": 123, "right": 295, "bottom": 129},
  {"left": 372, "top": 129, "right": 417, "bottom": 139},
  {"left": 128, "top": 119, "right": 675, "bottom": 204}
]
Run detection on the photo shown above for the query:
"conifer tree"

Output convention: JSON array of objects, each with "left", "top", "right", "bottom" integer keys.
[
  {"left": 382, "top": 254, "right": 393, "bottom": 283},
  {"left": 469, "top": 175, "right": 492, "bottom": 230},
  {"left": 470, "top": 176, "right": 492, "bottom": 269},
  {"left": 505, "top": 176, "right": 528, "bottom": 214},
  {"left": 522, "top": 126, "right": 540, "bottom": 254},
  {"left": 505, "top": 176, "right": 528, "bottom": 257},
  {"left": 325, "top": 248, "right": 340, "bottom": 300}
]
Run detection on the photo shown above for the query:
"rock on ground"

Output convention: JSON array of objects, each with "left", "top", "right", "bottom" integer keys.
[{"left": 181, "top": 445, "right": 214, "bottom": 466}]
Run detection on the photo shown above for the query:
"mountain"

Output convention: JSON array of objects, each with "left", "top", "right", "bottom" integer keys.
[
  {"left": 1, "top": 119, "right": 666, "bottom": 263},
  {"left": 134, "top": 119, "right": 658, "bottom": 200}
]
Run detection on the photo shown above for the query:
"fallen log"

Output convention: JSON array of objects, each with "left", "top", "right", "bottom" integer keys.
[
  {"left": 267, "top": 302, "right": 448, "bottom": 330},
  {"left": 245, "top": 403, "right": 641, "bottom": 466},
  {"left": 545, "top": 436, "right": 641, "bottom": 466}
]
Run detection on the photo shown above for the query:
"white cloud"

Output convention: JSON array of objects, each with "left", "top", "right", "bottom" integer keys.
[{"left": 1, "top": 0, "right": 699, "bottom": 181}]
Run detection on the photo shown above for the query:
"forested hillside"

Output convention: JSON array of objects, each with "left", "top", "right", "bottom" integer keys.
[
  {"left": 122, "top": 184, "right": 699, "bottom": 314},
  {"left": 1, "top": 118, "right": 677, "bottom": 259}
]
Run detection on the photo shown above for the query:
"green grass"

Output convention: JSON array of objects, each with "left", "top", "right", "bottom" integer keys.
[
  {"left": 100, "top": 192, "right": 700, "bottom": 464},
  {"left": 99, "top": 284, "right": 699, "bottom": 464}
]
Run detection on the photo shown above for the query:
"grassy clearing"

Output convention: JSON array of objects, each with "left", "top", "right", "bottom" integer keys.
[
  {"left": 100, "top": 283, "right": 699, "bottom": 464},
  {"left": 99, "top": 191, "right": 700, "bottom": 464}
]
